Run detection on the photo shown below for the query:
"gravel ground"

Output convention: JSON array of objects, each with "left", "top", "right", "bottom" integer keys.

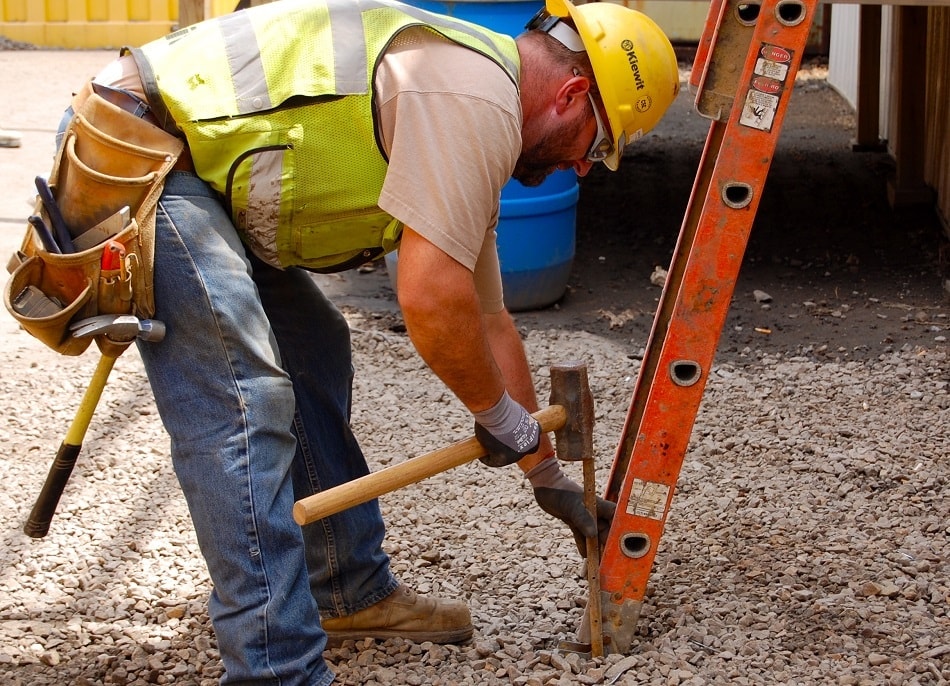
[
  {"left": 0, "top": 47, "right": 948, "bottom": 686},
  {"left": 1, "top": 311, "right": 947, "bottom": 685}
]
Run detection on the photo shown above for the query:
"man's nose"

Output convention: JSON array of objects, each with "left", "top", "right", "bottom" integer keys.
[{"left": 567, "top": 159, "right": 594, "bottom": 176}]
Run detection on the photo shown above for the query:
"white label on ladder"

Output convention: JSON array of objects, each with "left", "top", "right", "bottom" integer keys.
[
  {"left": 753, "top": 57, "right": 790, "bottom": 82},
  {"left": 625, "top": 479, "right": 671, "bottom": 520},
  {"left": 739, "top": 43, "right": 794, "bottom": 132},
  {"left": 739, "top": 89, "right": 779, "bottom": 131}
]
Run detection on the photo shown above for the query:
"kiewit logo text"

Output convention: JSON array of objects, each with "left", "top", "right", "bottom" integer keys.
[{"left": 621, "top": 39, "right": 646, "bottom": 91}]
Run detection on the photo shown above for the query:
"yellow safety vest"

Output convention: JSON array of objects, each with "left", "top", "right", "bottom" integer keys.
[{"left": 132, "top": 0, "right": 520, "bottom": 271}]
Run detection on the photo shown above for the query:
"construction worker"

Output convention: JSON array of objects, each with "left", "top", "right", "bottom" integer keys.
[{"left": 63, "top": 0, "right": 679, "bottom": 682}]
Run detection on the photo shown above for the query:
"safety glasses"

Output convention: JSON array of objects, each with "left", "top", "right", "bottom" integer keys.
[
  {"left": 525, "top": 8, "right": 584, "bottom": 52},
  {"left": 576, "top": 69, "right": 613, "bottom": 163},
  {"left": 525, "top": 8, "right": 561, "bottom": 36}
]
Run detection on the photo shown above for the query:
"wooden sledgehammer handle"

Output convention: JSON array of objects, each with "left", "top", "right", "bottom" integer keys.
[{"left": 293, "top": 404, "right": 567, "bottom": 526}]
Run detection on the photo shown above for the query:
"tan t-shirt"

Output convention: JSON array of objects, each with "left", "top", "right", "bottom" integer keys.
[
  {"left": 96, "top": 29, "right": 522, "bottom": 313},
  {"left": 375, "top": 28, "right": 522, "bottom": 313}
]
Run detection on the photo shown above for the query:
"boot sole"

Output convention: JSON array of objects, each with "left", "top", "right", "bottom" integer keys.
[{"left": 324, "top": 625, "right": 474, "bottom": 648}]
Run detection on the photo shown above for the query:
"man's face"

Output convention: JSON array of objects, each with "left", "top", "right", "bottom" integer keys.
[{"left": 512, "top": 94, "right": 601, "bottom": 186}]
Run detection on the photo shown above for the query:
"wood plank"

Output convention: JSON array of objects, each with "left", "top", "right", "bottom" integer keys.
[
  {"left": 924, "top": 8, "right": 950, "bottom": 231},
  {"left": 887, "top": 4, "right": 934, "bottom": 206},
  {"left": 178, "top": 0, "right": 210, "bottom": 27},
  {"left": 853, "top": 4, "right": 886, "bottom": 150}
]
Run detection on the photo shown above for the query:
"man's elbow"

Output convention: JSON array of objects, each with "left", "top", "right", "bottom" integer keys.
[
  {"left": 396, "top": 272, "right": 440, "bottom": 322},
  {"left": 482, "top": 307, "right": 516, "bottom": 337}
]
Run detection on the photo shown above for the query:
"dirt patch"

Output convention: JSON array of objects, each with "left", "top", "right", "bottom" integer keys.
[{"left": 556, "top": 64, "right": 949, "bottom": 364}]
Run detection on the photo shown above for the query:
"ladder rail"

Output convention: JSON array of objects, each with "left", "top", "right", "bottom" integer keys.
[{"left": 597, "top": 0, "right": 820, "bottom": 654}]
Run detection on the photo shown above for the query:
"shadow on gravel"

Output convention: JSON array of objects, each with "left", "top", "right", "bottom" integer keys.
[
  {"left": 497, "top": 69, "right": 949, "bottom": 365},
  {"left": 321, "top": 66, "right": 948, "bottom": 365}
]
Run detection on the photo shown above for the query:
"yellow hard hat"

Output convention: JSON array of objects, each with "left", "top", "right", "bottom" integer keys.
[{"left": 538, "top": 0, "right": 680, "bottom": 170}]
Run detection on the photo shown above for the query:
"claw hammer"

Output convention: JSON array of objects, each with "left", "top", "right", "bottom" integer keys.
[
  {"left": 23, "top": 315, "right": 165, "bottom": 538},
  {"left": 292, "top": 407, "right": 566, "bottom": 524}
]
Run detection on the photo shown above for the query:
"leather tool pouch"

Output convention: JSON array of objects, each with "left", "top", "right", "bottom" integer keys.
[{"left": 3, "top": 82, "right": 183, "bottom": 357}]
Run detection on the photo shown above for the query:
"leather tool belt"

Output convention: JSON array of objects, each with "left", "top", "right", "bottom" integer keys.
[{"left": 3, "top": 81, "right": 184, "bottom": 357}]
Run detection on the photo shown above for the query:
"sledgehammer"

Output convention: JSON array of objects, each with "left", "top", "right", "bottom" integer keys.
[
  {"left": 292, "top": 362, "right": 595, "bottom": 527},
  {"left": 549, "top": 361, "right": 604, "bottom": 657},
  {"left": 292, "top": 404, "right": 566, "bottom": 525}
]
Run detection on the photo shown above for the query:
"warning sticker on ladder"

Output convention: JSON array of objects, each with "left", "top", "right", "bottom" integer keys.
[
  {"left": 625, "top": 479, "right": 671, "bottom": 520},
  {"left": 739, "top": 89, "right": 780, "bottom": 131},
  {"left": 739, "top": 43, "right": 794, "bottom": 132}
]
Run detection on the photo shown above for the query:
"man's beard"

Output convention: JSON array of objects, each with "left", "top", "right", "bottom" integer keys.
[
  {"left": 511, "top": 159, "right": 556, "bottom": 188},
  {"left": 512, "top": 115, "right": 587, "bottom": 187}
]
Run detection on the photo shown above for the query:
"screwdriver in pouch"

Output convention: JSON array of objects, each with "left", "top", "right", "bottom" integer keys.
[
  {"left": 34, "top": 175, "right": 76, "bottom": 253},
  {"left": 27, "top": 215, "right": 61, "bottom": 254}
]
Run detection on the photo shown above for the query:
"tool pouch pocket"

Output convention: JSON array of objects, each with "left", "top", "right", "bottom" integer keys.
[
  {"left": 5, "top": 215, "right": 144, "bottom": 357},
  {"left": 3, "top": 82, "right": 183, "bottom": 357}
]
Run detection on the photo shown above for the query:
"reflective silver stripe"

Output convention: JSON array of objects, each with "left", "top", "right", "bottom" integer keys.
[
  {"left": 327, "top": 0, "right": 368, "bottom": 94},
  {"left": 245, "top": 150, "right": 284, "bottom": 249},
  {"left": 217, "top": 0, "right": 516, "bottom": 110},
  {"left": 219, "top": 11, "right": 272, "bottom": 114}
]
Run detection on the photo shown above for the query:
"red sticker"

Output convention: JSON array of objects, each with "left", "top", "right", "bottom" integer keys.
[
  {"left": 761, "top": 45, "right": 791, "bottom": 62},
  {"left": 752, "top": 76, "right": 782, "bottom": 94}
]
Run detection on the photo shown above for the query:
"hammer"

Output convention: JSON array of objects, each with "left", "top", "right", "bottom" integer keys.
[
  {"left": 549, "top": 361, "right": 605, "bottom": 658},
  {"left": 291, "top": 362, "right": 595, "bottom": 530},
  {"left": 292, "top": 404, "right": 566, "bottom": 525}
]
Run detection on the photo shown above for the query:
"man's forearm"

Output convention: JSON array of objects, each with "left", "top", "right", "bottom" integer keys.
[
  {"left": 397, "top": 229, "right": 506, "bottom": 412},
  {"left": 483, "top": 309, "right": 555, "bottom": 472}
]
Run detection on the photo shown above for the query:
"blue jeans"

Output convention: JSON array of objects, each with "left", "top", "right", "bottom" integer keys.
[{"left": 137, "top": 172, "right": 396, "bottom": 685}]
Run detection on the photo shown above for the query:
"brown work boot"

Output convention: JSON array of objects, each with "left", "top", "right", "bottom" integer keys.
[{"left": 321, "top": 584, "right": 473, "bottom": 646}]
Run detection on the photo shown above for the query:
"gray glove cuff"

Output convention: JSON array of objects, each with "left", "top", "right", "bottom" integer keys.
[
  {"left": 473, "top": 391, "right": 540, "bottom": 453},
  {"left": 525, "top": 457, "right": 581, "bottom": 492}
]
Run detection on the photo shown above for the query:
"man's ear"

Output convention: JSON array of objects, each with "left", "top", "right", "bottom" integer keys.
[{"left": 554, "top": 74, "right": 590, "bottom": 115}]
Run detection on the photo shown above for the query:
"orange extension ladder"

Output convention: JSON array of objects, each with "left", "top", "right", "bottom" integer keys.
[{"left": 595, "top": 0, "right": 821, "bottom": 654}]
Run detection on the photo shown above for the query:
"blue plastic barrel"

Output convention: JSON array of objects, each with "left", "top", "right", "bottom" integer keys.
[{"left": 396, "top": 0, "right": 579, "bottom": 311}]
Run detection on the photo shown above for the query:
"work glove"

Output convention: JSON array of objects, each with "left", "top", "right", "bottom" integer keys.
[
  {"left": 473, "top": 391, "right": 541, "bottom": 467},
  {"left": 527, "top": 457, "right": 616, "bottom": 558}
]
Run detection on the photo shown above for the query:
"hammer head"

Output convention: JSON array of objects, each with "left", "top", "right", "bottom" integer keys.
[{"left": 548, "top": 361, "right": 594, "bottom": 462}]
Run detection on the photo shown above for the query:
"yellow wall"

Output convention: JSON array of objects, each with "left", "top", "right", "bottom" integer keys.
[
  {"left": 0, "top": 0, "right": 235, "bottom": 49},
  {"left": 627, "top": 1, "right": 710, "bottom": 43}
]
